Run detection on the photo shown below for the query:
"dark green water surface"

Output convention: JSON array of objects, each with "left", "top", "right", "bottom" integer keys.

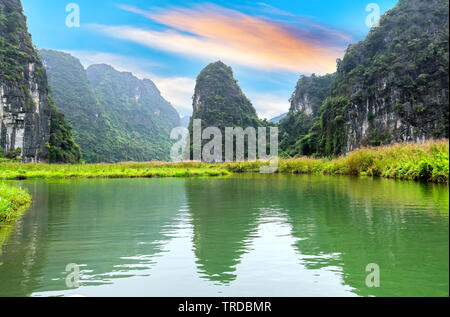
[{"left": 0, "top": 175, "right": 448, "bottom": 297}]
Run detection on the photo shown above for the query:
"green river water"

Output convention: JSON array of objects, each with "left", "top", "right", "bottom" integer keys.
[{"left": 0, "top": 175, "right": 448, "bottom": 297}]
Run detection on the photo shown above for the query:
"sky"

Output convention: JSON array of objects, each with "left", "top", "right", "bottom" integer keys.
[{"left": 22, "top": 0, "right": 398, "bottom": 118}]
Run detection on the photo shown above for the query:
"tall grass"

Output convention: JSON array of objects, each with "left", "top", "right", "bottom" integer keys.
[
  {"left": 0, "top": 183, "right": 32, "bottom": 224},
  {"left": 0, "top": 140, "right": 447, "bottom": 184},
  {"left": 225, "top": 140, "right": 449, "bottom": 183}
]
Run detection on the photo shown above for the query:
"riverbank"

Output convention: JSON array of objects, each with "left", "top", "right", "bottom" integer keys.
[
  {"left": 0, "top": 140, "right": 448, "bottom": 184},
  {"left": 228, "top": 140, "right": 449, "bottom": 184},
  {"left": 0, "top": 183, "right": 32, "bottom": 224}
]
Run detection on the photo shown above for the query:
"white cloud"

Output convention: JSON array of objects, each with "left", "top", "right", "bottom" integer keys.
[{"left": 246, "top": 92, "right": 290, "bottom": 120}]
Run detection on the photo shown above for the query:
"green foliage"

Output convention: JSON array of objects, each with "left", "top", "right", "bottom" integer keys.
[
  {"left": 191, "top": 61, "right": 261, "bottom": 130},
  {"left": 40, "top": 50, "right": 180, "bottom": 163},
  {"left": 280, "top": 0, "right": 449, "bottom": 158},
  {"left": 318, "top": 96, "right": 350, "bottom": 156},
  {"left": 0, "top": 183, "right": 31, "bottom": 224},
  {"left": 0, "top": 0, "right": 38, "bottom": 83},
  {"left": 4, "top": 147, "right": 21, "bottom": 159},
  {"left": 48, "top": 100, "right": 81, "bottom": 164},
  {"left": 189, "top": 61, "right": 269, "bottom": 160},
  {"left": 0, "top": 161, "right": 230, "bottom": 180},
  {"left": 333, "top": 0, "right": 449, "bottom": 137},
  {"left": 279, "top": 73, "right": 335, "bottom": 157},
  {"left": 1, "top": 141, "right": 446, "bottom": 183}
]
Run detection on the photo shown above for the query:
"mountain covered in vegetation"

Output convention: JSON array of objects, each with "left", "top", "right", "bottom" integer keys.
[
  {"left": 188, "top": 61, "right": 270, "bottom": 161},
  {"left": 0, "top": 0, "right": 80, "bottom": 163},
  {"left": 280, "top": 0, "right": 449, "bottom": 157},
  {"left": 40, "top": 50, "right": 181, "bottom": 163},
  {"left": 191, "top": 61, "right": 261, "bottom": 130},
  {"left": 39, "top": 49, "right": 102, "bottom": 163},
  {"left": 279, "top": 74, "right": 335, "bottom": 157}
]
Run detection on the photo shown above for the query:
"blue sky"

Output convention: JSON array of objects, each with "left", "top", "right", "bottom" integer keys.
[{"left": 22, "top": 0, "right": 398, "bottom": 118}]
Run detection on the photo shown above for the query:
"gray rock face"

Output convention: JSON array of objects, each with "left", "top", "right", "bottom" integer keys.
[
  {"left": 0, "top": 0, "right": 51, "bottom": 162},
  {"left": 289, "top": 74, "right": 336, "bottom": 118},
  {"left": 335, "top": 0, "right": 449, "bottom": 153}
]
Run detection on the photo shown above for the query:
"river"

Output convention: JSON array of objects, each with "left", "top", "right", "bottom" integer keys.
[{"left": 0, "top": 175, "right": 448, "bottom": 297}]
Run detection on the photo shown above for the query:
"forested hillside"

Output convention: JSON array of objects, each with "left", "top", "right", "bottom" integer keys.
[
  {"left": 40, "top": 50, "right": 180, "bottom": 163},
  {"left": 280, "top": 0, "right": 449, "bottom": 157}
]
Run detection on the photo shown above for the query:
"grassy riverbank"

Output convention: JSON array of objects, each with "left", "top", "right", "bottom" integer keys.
[
  {"left": 227, "top": 140, "right": 449, "bottom": 184},
  {"left": 0, "top": 183, "right": 32, "bottom": 224},
  {"left": 0, "top": 140, "right": 448, "bottom": 183}
]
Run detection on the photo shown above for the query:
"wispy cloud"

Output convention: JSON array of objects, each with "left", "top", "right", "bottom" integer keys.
[
  {"left": 246, "top": 91, "right": 290, "bottom": 120},
  {"left": 91, "top": 3, "right": 349, "bottom": 74}
]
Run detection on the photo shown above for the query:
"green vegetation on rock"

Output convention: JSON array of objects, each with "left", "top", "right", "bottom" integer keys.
[
  {"left": 0, "top": 182, "right": 31, "bottom": 224},
  {"left": 280, "top": 0, "right": 449, "bottom": 158},
  {"left": 188, "top": 61, "right": 273, "bottom": 161},
  {"left": 39, "top": 50, "right": 181, "bottom": 163},
  {"left": 279, "top": 73, "right": 335, "bottom": 157},
  {"left": 48, "top": 101, "right": 81, "bottom": 164},
  {"left": 1, "top": 0, "right": 80, "bottom": 164}
]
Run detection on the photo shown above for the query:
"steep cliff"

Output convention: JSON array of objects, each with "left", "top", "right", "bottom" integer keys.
[
  {"left": 39, "top": 49, "right": 105, "bottom": 162},
  {"left": 334, "top": 0, "right": 449, "bottom": 153},
  {"left": 0, "top": 0, "right": 50, "bottom": 162},
  {"left": 0, "top": 0, "right": 80, "bottom": 163},
  {"left": 86, "top": 64, "right": 180, "bottom": 162},
  {"left": 279, "top": 74, "right": 335, "bottom": 156},
  {"left": 282, "top": 0, "right": 449, "bottom": 157}
]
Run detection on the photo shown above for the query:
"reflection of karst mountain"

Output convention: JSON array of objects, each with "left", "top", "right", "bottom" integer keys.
[
  {"left": 185, "top": 175, "right": 448, "bottom": 295},
  {"left": 0, "top": 179, "right": 186, "bottom": 296},
  {"left": 185, "top": 178, "right": 261, "bottom": 284},
  {"left": 280, "top": 177, "right": 449, "bottom": 297}
]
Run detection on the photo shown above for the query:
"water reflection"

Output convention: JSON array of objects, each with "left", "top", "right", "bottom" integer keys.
[
  {"left": 0, "top": 179, "right": 186, "bottom": 296},
  {"left": 184, "top": 178, "right": 260, "bottom": 284},
  {"left": 0, "top": 175, "right": 447, "bottom": 297}
]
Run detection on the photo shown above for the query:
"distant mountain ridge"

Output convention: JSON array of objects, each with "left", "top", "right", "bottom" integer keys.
[
  {"left": 270, "top": 113, "right": 287, "bottom": 123},
  {"left": 40, "top": 50, "right": 180, "bottom": 163}
]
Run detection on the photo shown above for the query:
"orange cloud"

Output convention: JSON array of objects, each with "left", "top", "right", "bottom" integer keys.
[{"left": 107, "top": 4, "right": 347, "bottom": 74}]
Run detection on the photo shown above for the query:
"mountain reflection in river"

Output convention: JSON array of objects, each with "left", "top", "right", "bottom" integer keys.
[{"left": 0, "top": 175, "right": 448, "bottom": 297}]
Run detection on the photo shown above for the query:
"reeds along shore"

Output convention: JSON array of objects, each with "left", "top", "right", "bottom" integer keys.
[
  {"left": 0, "top": 140, "right": 448, "bottom": 224},
  {"left": 0, "top": 140, "right": 448, "bottom": 183},
  {"left": 0, "top": 183, "right": 31, "bottom": 224}
]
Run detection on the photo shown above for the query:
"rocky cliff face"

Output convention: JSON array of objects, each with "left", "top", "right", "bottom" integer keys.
[
  {"left": 279, "top": 74, "right": 335, "bottom": 156},
  {"left": 281, "top": 0, "right": 449, "bottom": 158},
  {"left": 0, "top": 0, "right": 50, "bottom": 162},
  {"left": 334, "top": 0, "right": 449, "bottom": 153},
  {"left": 289, "top": 74, "right": 336, "bottom": 117}
]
